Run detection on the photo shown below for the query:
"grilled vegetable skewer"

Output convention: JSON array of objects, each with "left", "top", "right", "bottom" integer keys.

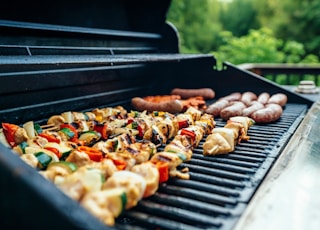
[{"left": 1, "top": 105, "right": 217, "bottom": 227}]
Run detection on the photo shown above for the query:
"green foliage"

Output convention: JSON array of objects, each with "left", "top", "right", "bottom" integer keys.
[
  {"left": 167, "top": 0, "right": 223, "bottom": 53},
  {"left": 219, "top": 0, "right": 260, "bottom": 36},
  {"left": 253, "top": 0, "right": 320, "bottom": 55},
  {"left": 213, "top": 28, "right": 285, "bottom": 64},
  {"left": 282, "top": 41, "right": 305, "bottom": 63},
  {"left": 301, "top": 54, "right": 320, "bottom": 64},
  {"left": 166, "top": 0, "right": 320, "bottom": 66}
]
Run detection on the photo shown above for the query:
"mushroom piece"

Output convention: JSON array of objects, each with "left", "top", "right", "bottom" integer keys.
[
  {"left": 47, "top": 115, "right": 65, "bottom": 127},
  {"left": 14, "top": 127, "right": 29, "bottom": 144}
]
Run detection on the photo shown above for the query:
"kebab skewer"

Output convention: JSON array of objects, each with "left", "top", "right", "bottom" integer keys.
[
  {"left": 203, "top": 116, "right": 254, "bottom": 155},
  {"left": 0, "top": 105, "right": 217, "bottom": 226}
]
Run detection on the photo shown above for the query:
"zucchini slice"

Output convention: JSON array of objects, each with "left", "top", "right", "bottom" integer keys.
[
  {"left": 100, "top": 188, "right": 127, "bottom": 217},
  {"left": 78, "top": 131, "right": 101, "bottom": 146},
  {"left": 35, "top": 151, "right": 52, "bottom": 170},
  {"left": 47, "top": 161, "right": 78, "bottom": 174}
]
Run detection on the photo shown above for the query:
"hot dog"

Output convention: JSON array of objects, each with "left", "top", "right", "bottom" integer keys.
[
  {"left": 131, "top": 97, "right": 183, "bottom": 114},
  {"left": 241, "top": 91, "right": 257, "bottom": 106},
  {"left": 250, "top": 103, "right": 283, "bottom": 123},
  {"left": 205, "top": 99, "right": 230, "bottom": 117},
  {"left": 267, "top": 93, "right": 288, "bottom": 107},
  {"left": 257, "top": 92, "right": 270, "bottom": 105},
  {"left": 242, "top": 101, "right": 264, "bottom": 117},
  {"left": 170, "top": 88, "right": 215, "bottom": 99},
  {"left": 220, "top": 101, "right": 246, "bottom": 120}
]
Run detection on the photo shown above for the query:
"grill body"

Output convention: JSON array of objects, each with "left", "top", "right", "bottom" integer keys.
[{"left": 0, "top": 1, "right": 317, "bottom": 229}]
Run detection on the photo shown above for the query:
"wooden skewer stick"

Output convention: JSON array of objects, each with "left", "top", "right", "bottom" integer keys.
[
  {"left": 40, "top": 124, "right": 55, "bottom": 128},
  {"left": 108, "top": 133, "right": 122, "bottom": 139},
  {"left": 43, "top": 126, "right": 59, "bottom": 131},
  {"left": 40, "top": 124, "right": 59, "bottom": 131}
]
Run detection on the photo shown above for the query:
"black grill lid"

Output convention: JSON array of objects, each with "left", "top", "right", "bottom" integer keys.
[
  {"left": 0, "top": 0, "right": 171, "bottom": 33},
  {"left": 0, "top": 0, "right": 179, "bottom": 54}
]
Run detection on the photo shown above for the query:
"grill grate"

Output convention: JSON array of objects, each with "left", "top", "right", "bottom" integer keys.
[{"left": 114, "top": 103, "right": 307, "bottom": 230}]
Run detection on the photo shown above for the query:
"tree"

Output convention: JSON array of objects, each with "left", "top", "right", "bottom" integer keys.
[
  {"left": 253, "top": 0, "right": 320, "bottom": 55},
  {"left": 167, "top": 0, "right": 320, "bottom": 65},
  {"left": 219, "top": 0, "right": 260, "bottom": 37},
  {"left": 167, "top": 0, "right": 223, "bottom": 53},
  {"left": 213, "top": 27, "right": 285, "bottom": 65}
]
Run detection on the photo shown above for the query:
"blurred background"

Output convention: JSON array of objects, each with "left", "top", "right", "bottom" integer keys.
[{"left": 166, "top": 0, "right": 320, "bottom": 86}]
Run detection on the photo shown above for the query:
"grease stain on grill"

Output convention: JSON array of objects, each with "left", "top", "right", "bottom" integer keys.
[{"left": 115, "top": 104, "right": 307, "bottom": 230}]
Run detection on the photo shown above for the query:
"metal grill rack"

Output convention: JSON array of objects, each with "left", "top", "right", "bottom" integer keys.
[{"left": 115, "top": 104, "right": 308, "bottom": 229}]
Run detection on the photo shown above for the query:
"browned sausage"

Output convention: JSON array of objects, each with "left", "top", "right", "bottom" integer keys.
[
  {"left": 257, "top": 92, "right": 270, "bottom": 105},
  {"left": 131, "top": 97, "right": 183, "bottom": 113},
  {"left": 268, "top": 93, "right": 288, "bottom": 107},
  {"left": 241, "top": 91, "right": 257, "bottom": 106},
  {"left": 220, "top": 92, "right": 242, "bottom": 102},
  {"left": 220, "top": 101, "right": 246, "bottom": 120},
  {"left": 205, "top": 99, "right": 230, "bottom": 117},
  {"left": 250, "top": 103, "right": 283, "bottom": 123},
  {"left": 242, "top": 101, "right": 264, "bottom": 117},
  {"left": 170, "top": 88, "right": 215, "bottom": 99},
  {"left": 143, "top": 95, "right": 181, "bottom": 103}
]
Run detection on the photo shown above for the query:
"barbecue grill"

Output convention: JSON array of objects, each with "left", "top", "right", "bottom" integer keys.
[{"left": 1, "top": 1, "right": 319, "bottom": 229}]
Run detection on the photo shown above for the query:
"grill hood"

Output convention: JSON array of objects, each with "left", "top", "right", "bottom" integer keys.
[{"left": 0, "top": 0, "right": 171, "bottom": 33}]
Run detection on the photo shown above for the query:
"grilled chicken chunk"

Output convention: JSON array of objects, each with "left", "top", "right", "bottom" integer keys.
[
  {"left": 102, "top": 171, "right": 146, "bottom": 209},
  {"left": 131, "top": 161, "right": 159, "bottom": 198}
]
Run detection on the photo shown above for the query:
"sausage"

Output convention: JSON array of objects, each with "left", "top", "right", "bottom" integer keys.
[
  {"left": 257, "top": 92, "right": 270, "bottom": 105},
  {"left": 220, "top": 92, "right": 242, "bottom": 102},
  {"left": 268, "top": 93, "right": 288, "bottom": 107},
  {"left": 242, "top": 101, "right": 264, "bottom": 117},
  {"left": 143, "top": 95, "right": 181, "bottom": 103},
  {"left": 131, "top": 97, "right": 183, "bottom": 114},
  {"left": 205, "top": 99, "right": 229, "bottom": 117},
  {"left": 250, "top": 103, "right": 283, "bottom": 123},
  {"left": 170, "top": 88, "right": 215, "bottom": 99},
  {"left": 241, "top": 91, "right": 257, "bottom": 106},
  {"left": 220, "top": 101, "right": 246, "bottom": 120}
]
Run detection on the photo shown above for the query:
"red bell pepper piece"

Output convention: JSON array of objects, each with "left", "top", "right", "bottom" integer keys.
[
  {"left": 152, "top": 161, "right": 169, "bottom": 183},
  {"left": 75, "top": 140, "right": 85, "bottom": 146},
  {"left": 77, "top": 146, "right": 102, "bottom": 162},
  {"left": 2, "top": 122, "right": 20, "bottom": 147},
  {"left": 93, "top": 123, "right": 108, "bottom": 140},
  {"left": 112, "top": 159, "right": 127, "bottom": 170},
  {"left": 180, "top": 129, "right": 196, "bottom": 142},
  {"left": 137, "top": 125, "right": 144, "bottom": 138},
  {"left": 38, "top": 133, "right": 61, "bottom": 144},
  {"left": 126, "top": 118, "right": 134, "bottom": 125},
  {"left": 178, "top": 119, "right": 189, "bottom": 129},
  {"left": 44, "top": 147, "right": 61, "bottom": 159}
]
